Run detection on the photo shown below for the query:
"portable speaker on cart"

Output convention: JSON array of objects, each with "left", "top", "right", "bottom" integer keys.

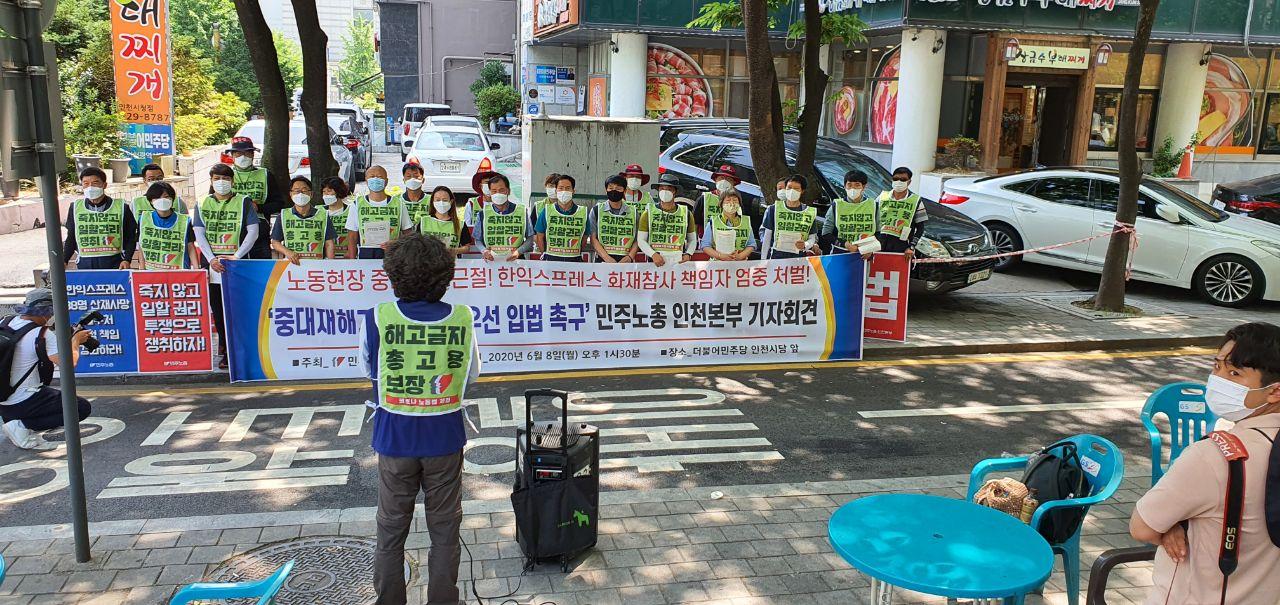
[{"left": 510, "top": 388, "right": 600, "bottom": 572}]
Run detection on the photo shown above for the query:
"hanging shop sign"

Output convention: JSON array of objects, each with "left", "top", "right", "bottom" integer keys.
[
  {"left": 1008, "top": 45, "right": 1091, "bottom": 69},
  {"left": 111, "top": 0, "right": 174, "bottom": 173}
]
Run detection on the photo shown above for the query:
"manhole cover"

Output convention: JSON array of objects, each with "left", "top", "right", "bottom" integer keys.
[{"left": 207, "top": 536, "right": 411, "bottom": 604}]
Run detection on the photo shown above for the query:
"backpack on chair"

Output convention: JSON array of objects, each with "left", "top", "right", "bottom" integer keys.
[{"left": 1020, "top": 439, "right": 1091, "bottom": 543}]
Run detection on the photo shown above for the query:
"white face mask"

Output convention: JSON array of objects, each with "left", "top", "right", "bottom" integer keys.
[
  {"left": 152, "top": 198, "right": 174, "bottom": 212},
  {"left": 367, "top": 177, "right": 387, "bottom": 193},
  {"left": 545, "top": 186, "right": 557, "bottom": 199},
  {"left": 233, "top": 155, "right": 253, "bottom": 169},
  {"left": 481, "top": 182, "right": 491, "bottom": 196},
  {"left": 556, "top": 190, "right": 573, "bottom": 204},
  {"left": 433, "top": 200, "right": 453, "bottom": 213},
  {"left": 891, "top": 180, "right": 909, "bottom": 193},
  {"left": 292, "top": 193, "right": 311, "bottom": 207},
  {"left": 785, "top": 189, "right": 802, "bottom": 203},
  {"left": 405, "top": 178, "right": 423, "bottom": 191},
  {"left": 722, "top": 203, "right": 740, "bottom": 216},
  {"left": 626, "top": 177, "right": 642, "bottom": 190},
  {"left": 212, "top": 180, "right": 234, "bottom": 196},
  {"left": 846, "top": 186, "right": 864, "bottom": 200},
  {"left": 490, "top": 193, "right": 509, "bottom": 205},
  {"left": 323, "top": 194, "right": 339, "bottom": 205},
  {"left": 83, "top": 186, "right": 104, "bottom": 200},
  {"left": 776, "top": 189, "right": 787, "bottom": 202},
  {"left": 658, "top": 190, "right": 675, "bottom": 204},
  {"left": 715, "top": 179, "right": 732, "bottom": 193},
  {"left": 1206, "top": 374, "right": 1276, "bottom": 422}
]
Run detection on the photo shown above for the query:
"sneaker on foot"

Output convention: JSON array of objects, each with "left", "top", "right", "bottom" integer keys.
[{"left": 3, "top": 419, "right": 42, "bottom": 449}]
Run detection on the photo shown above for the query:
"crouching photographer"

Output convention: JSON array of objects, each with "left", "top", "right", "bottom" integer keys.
[{"left": 1, "top": 288, "right": 93, "bottom": 450}]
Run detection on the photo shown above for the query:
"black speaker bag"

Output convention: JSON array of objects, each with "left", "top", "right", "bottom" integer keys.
[{"left": 511, "top": 474, "right": 598, "bottom": 560}]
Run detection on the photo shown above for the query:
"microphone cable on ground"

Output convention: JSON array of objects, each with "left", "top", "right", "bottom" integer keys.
[{"left": 459, "top": 532, "right": 562, "bottom": 605}]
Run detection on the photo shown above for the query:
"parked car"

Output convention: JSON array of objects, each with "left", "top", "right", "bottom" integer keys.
[
  {"left": 942, "top": 167, "right": 1280, "bottom": 307},
  {"left": 404, "top": 123, "right": 500, "bottom": 197},
  {"left": 1211, "top": 173, "right": 1280, "bottom": 225},
  {"left": 400, "top": 103, "right": 452, "bottom": 160},
  {"left": 327, "top": 104, "right": 372, "bottom": 179},
  {"left": 327, "top": 114, "right": 368, "bottom": 181},
  {"left": 233, "top": 119, "right": 355, "bottom": 188},
  {"left": 657, "top": 117, "right": 799, "bottom": 152},
  {"left": 659, "top": 129, "right": 998, "bottom": 293}
]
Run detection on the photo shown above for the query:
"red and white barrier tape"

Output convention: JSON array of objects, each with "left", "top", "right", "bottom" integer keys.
[{"left": 912, "top": 222, "right": 1138, "bottom": 278}]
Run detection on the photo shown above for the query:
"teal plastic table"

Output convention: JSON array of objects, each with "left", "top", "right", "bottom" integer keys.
[{"left": 828, "top": 493, "right": 1054, "bottom": 604}]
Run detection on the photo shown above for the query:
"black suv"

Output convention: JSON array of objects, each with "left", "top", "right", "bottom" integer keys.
[{"left": 658, "top": 129, "right": 999, "bottom": 294}]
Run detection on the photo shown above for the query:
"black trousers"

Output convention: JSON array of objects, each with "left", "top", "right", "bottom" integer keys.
[{"left": 0, "top": 387, "right": 91, "bottom": 431}]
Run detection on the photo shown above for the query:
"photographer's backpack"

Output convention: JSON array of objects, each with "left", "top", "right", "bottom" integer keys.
[
  {"left": 1020, "top": 439, "right": 1091, "bottom": 543},
  {"left": 0, "top": 316, "right": 42, "bottom": 400}
]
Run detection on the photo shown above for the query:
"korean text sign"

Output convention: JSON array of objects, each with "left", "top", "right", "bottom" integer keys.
[
  {"left": 863, "top": 253, "right": 909, "bottom": 342},
  {"left": 220, "top": 256, "right": 867, "bottom": 381},
  {"left": 111, "top": 0, "right": 175, "bottom": 163}
]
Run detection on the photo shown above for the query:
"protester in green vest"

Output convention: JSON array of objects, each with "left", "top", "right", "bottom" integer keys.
[
  {"left": 775, "top": 177, "right": 789, "bottom": 204},
  {"left": 638, "top": 173, "right": 698, "bottom": 267},
  {"left": 362, "top": 232, "right": 478, "bottom": 605},
  {"left": 418, "top": 186, "right": 473, "bottom": 257},
  {"left": 133, "top": 181, "right": 195, "bottom": 270},
  {"left": 193, "top": 162, "right": 260, "bottom": 370},
  {"left": 619, "top": 164, "right": 653, "bottom": 215},
  {"left": 533, "top": 171, "right": 561, "bottom": 225},
  {"left": 700, "top": 189, "right": 757, "bottom": 261},
  {"left": 468, "top": 168, "right": 498, "bottom": 228},
  {"left": 270, "top": 177, "right": 336, "bottom": 264},
  {"left": 132, "top": 163, "right": 188, "bottom": 222},
  {"left": 398, "top": 162, "right": 430, "bottom": 226},
  {"left": 591, "top": 175, "right": 640, "bottom": 263},
  {"left": 63, "top": 167, "right": 138, "bottom": 270},
  {"left": 821, "top": 169, "right": 882, "bottom": 259},
  {"left": 535, "top": 174, "right": 594, "bottom": 262},
  {"left": 876, "top": 166, "right": 929, "bottom": 258},
  {"left": 321, "top": 177, "right": 352, "bottom": 260},
  {"left": 346, "top": 165, "right": 414, "bottom": 260},
  {"left": 225, "top": 136, "right": 285, "bottom": 260},
  {"left": 474, "top": 174, "right": 534, "bottom": 262},
  {"left": 760, "top": 174, "right": 820, "bottom": 260}
]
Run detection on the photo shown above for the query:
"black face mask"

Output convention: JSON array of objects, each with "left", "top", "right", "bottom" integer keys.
[{"left": 605, "top": 190, "right": 625, "bottom": 202}]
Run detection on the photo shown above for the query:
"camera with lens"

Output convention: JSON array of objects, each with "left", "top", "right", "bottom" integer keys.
[{"left": 73, "top": 310, "right": 105, "bottom": 353}]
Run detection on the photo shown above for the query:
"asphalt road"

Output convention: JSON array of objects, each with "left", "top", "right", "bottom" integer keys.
[{"left": 0, "top": 348, "right": 1213, "bottom": 527}]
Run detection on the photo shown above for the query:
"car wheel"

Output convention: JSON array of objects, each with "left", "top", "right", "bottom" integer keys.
[
  {"left": 984, "top": 222, "right": 1023, "bottom": 272},
  {"left": 1193, "top": 255, "right": 1265, "bottom": 307}
]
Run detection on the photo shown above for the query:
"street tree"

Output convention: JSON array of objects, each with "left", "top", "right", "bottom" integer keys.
[
  {"left": 337, "top": 17, "right": 383, "bottom": 101},
  {"left": 230, "top": 0, "right": 291, "bottom": 195},
  {"left": 470, "top": 60, "right": 510, "bottom": 97},
  {"left": 1093, "top": 0, "right": 1160, "bottom": 312},
  {"left": 290, "top": 0, "right": 339, "bottom": 182}
]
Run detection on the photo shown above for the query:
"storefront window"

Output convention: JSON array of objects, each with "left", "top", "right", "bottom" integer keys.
[
  {"left": 1258, "top": 94, "right": 1280, "bottom": 154},
  {"left": 1199, "top": 53, "right": 1261, "bottom": 148},
  {"left": 1094, "top": 52, "right": 1164, "bottom": 88},
  {"left": 867, "top": 46, "right": 901, "bottom": 146},
  {"left": 1089, "top": 90, "right": 1157, "bottom": 151}
]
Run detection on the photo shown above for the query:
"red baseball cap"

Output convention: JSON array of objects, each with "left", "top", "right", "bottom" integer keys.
[{"left": 619, "top": 164, "right": 651, "bottom": 185}]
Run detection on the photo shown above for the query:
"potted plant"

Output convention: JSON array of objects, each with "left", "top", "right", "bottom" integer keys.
[
  {"left": 920, "top": 137, "right": 987, "bottom": 201},
  {"left": 66, "top": 104, "right": 124, "bottom": 175}
]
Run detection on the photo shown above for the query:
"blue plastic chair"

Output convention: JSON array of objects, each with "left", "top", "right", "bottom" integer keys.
[
  {"left": 1141, "top": 382, "right": 1215, "bottom": 486},
  {"left": 966, "top": 434, "right": 1126, "bottom": 605},
  {"left": 168, "top": 560, "right": 294, "bottom": 605},
  {"left": 1, "top": 552, "right": 6, "bottom": 585}
]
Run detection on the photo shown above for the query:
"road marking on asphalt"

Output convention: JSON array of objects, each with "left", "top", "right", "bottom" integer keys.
[
  {"left": 858, "top": 399, "right": 1144, "bottom": 418},
  {"left": 77, "top": 347, "right": 1216, "bottom": 398}
]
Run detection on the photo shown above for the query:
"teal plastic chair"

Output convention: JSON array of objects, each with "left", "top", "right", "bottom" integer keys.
[
  {"left": 966, "top": 434, "right": 1126, "bottom": 605},
  {"left": 168, "top": 560, "right": 294, "bottom": 605},
  {"left": 1141, "top": 382, "right": 1215, "bottom": 485},
  {"left": 1, "top": 552, "right": 6, "bottom": 585}
]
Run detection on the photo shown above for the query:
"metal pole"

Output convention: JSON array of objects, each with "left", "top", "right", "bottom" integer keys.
[{"left": 20, "top": 0, "right": 92, "bottom": 562}]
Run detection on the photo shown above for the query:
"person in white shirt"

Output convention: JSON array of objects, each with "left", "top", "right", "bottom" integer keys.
[{"left": 1, "top": 289, "right": 92, "bottom": 450}]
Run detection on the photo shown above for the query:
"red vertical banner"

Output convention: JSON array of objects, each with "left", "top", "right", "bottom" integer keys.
[
  {"left": 131, "top": 270, "right": 214, "bottom": 373},
  {"left": 863, "top": 253, "right": 909, "bottom": 342}
]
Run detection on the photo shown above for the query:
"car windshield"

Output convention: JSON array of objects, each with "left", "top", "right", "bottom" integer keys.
[
  {"left": 237, "top": 124, "right": 265, "bottom": 146},
  {"left": 288, "top": 124, "right": 335, "bottom": 146},
  {"left": 1142, "top": 177, "right": 1228, "bottom": 222},
  {"left": 415, "top": 131, "right": 484, "bottom": 151},
  {"left": 404, "top": 106, "right": 449, "bottom": 122},
  {"left": 812, "top": 150, "right": 892, "bottom": 200},
  {"left": 429, "top": 119, "right": 478, "bottom": 127},
  {"left": 327, "top": 117, "right": 351, "bottom": 134}
]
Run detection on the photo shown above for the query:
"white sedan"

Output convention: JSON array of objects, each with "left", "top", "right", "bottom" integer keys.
[
  {"left": 405, "top": 124, "right": 500, "bottom": 196},
  {"left": 941, "top": 167, "right": 1280, "bottom": 307}
]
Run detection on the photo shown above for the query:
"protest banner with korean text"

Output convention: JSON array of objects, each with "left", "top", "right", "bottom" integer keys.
[
  {"left": 863, "top": 252, "right": 909, "bottom": 342},
  {"left": 221, "top": 256, "right": 867, "bottom": 381}
]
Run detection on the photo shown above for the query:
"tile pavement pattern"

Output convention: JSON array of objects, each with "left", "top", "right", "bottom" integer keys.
[{"left": 0, "top": 473, "right": 1160, "bottom": 605}]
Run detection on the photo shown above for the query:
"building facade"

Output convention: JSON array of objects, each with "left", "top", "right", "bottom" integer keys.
[
  {"left": 527, "top": 0, "right": 1280, "bottom": 183},
  {"left": 263, "top": 0, "right": 378, "bottom": 103}
]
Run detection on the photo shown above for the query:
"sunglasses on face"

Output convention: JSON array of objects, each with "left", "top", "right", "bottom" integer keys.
[{"left": 892, "top": 177, "right": 910, "bottom": 182}]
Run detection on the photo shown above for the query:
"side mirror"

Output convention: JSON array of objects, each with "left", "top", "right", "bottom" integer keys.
[
  {"left": 404, "top": 139, "right": 414, "bottom": 148},
  {"left": 1155, "top": 204, "right": 1181, "bottom": 224},
  {"left": 490, "top": 142, "right": 501, "bottom": 150},
  {"left": 695, "top": 184, "right": 709, "bottom": 192}
]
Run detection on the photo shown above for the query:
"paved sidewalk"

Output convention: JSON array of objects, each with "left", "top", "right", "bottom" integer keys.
[{"left": 0, "top": 470, "right": 1158, "bottom": 605}]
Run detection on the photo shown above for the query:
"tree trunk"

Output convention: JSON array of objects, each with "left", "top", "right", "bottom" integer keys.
[
  {"left": 1093, "top": 0, "right": 1159, "bottom": 311},
  {"left": 231, "top": 0, "right": 290, "bottom": 196},
  {"left": 794, "top": 0, "right": 828, "bottom": 200},
  {"left": 291, "top": 0, "right": 339, "bottom": 184},
  {"left": 742, "top": 0, "right": 790, "bottom": 203}
]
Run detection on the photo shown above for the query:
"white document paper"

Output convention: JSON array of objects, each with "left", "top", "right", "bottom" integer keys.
[
  {"left": 774, "top": 231, "right": 801, "bottom": 253},
  {"left": 714, "top": 229, "right": 738, "bottom": 253},
  {"left": 852, "top": 236, "right": 881, "bottom": 255},
  {"left": 363, "top": 221, "right": 391, "bottom": 247}
]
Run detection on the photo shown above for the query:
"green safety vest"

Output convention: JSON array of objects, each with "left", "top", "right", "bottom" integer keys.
[
  {"left": 624, "top": 190, "right": 652, "bottom": 216},
  {"left": 596, "top": 204, "right": 637, "bottom": 257},
  {"left": 327, "top": 204, "right": 351, "bottom": 258},
  {"left": 198, "top": 195, "right": 246, "bottom": 255},
  {"left": 646, "top": 205, "right": 688, "bottom": 254},
  {"left": 835, "top": 197, "right": 879, "bottom": 244},
  {"left": 772, "top": 202, "right": 817, "bottom": 253},
  {"left": 232, "top": 167, "right": 268, "bottom": 206},
  {"left": 481, "top": 203, "right": 527, "bottom": 255},
  {"left": 702, "top": 192, "right": 725, "bottom": 221},
  {"left": 399, "top": 192, "right": 431, "bottom": 226},
  {"left": 419, "top": 216, "right": 459, "bottom": 248},
  {"left": 877, "top": 191, "right": 919, "bottom": 241},
  {"left": 138, "top": 211, "right": 189, "bottom": 270},
  {"left": 281, "top": 207, "right": 329, "bottom": 259},
  {"left": 708, "top": 214, "right": 752, "bottom": 256},
  {"left": 133, "top": 194, "right": 187, "bottom": 223},
  {"left": 355, "top": 195, "right": 403, "bottom": 247},
  {"left": 544, "top": 204, "right": 587, "bottom": 257},
  {"left": 375, "top": 302, "right": 474, "bottom": 416},
  {"left": 73, "top": 199, "right": 125, "bottom": 258}
]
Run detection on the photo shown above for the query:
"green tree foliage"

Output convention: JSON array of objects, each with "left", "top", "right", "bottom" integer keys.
[
  {"left": 170, "top": 0, "right": 260, "bottom": 114},
  {"left": 337, "top": 16, "right": 382, "bottom": 98},
  {"left": 274, "top": 32, "right": 304, "bottom": 97},
  {"left": 475, "top": 84, "right": 520, "bottom": 126},
  {"left": 45, "top": 0, "right": 108, "bottom": 62},
  {"left": 470, "top": 61, "right": 510, "bottom": 97},
  {"left": 171, "top": 36, "right": 250, "bottom": 154},
  {"left": 64, "top": 105, "right": 125, "bottom": 158}
]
